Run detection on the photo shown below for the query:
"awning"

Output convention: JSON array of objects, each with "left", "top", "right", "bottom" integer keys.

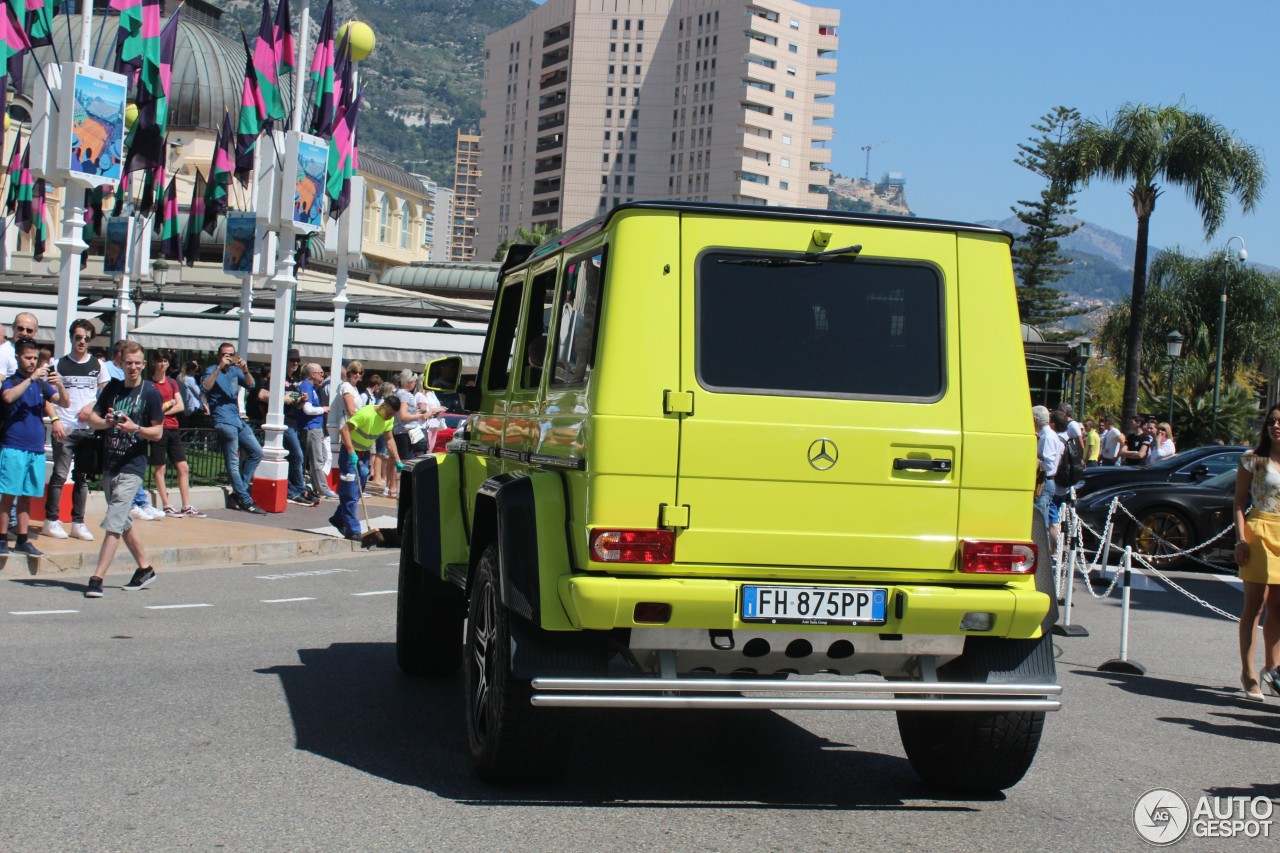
[
  {"left": 128, "top": 309, "right": 484, "bottom": 368},
  {"left": 0, "top": 291, "right": 109, "bottom": 343}
]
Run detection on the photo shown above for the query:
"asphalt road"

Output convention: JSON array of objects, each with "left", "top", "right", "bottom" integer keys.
[{"left": 1, "top": 554, "right": 1275, "bottom": 852}]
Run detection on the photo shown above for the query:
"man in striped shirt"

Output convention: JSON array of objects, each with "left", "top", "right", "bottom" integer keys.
[{"left": 330, "top": 396, "right": 404, "bottom": 540}]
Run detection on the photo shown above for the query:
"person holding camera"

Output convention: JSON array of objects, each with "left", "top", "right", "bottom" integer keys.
[
  {"left": 44, "top": 319, "right": 107, "bottom": 542},
  {"left": 0, "top": 339, "right": 68, "bottom": 557},
  {"left": 82, "top": 341, "right": 163, "bottom": 598},
  {"left": 202, "top": 342, "right": 265, "bottom": 515}
]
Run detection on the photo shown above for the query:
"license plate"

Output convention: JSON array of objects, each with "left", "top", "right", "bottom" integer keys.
[{"left": 740, "top": 585, "right": 888, "bottom": 626}]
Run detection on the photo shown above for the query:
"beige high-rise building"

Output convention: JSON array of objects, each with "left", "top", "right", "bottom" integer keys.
[
  {"left": 476, "top": 0, "right": 838, "bottom": 259},
  {"left": 452, "top": 132, "right": 483, "bottom": 261}
]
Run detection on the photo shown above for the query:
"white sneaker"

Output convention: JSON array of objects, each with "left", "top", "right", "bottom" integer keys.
[
  {"left": 145, "top": 505, "right": 168, "bottom": 520},
  {"left": 43, "top": 520, "right": 69, "bottom": 539},
  {"left": 129, "top": 506, "right": 153, "bottom": 521},
  {"left": 69, "top": 523, "right": 95, "bottom": 541}
]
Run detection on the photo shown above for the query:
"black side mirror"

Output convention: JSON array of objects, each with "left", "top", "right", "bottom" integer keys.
[
  {"left": 423, "top": 356, "right": 462, "bottom": 392},
  {"left": 1190, "top": 464, "right": 1209, "bottom": 480}
]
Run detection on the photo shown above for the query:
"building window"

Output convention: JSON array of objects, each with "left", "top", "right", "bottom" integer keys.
[
  {"left": 785, "top": 89, "right": 795, "bottom": 99},
  {"left": 379, "top": 197, "right": 389, "bottom": 242},
  {"left": 784, "top": 112, "right": 793, "bottom": 122},
  {"left": 780, "top": 181, "right": 789, "bottom": 190},
  {"left": 401, "top": 201, "right": 411, "bottom": 248},
  {"left": 788, "top": 43, "right": 798, "bottom": 53}
]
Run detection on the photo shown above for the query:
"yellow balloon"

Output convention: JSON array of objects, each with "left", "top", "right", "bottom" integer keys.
[
  {"left": 338, "top": 21, "right": 375, "bottom": 61},
  {"left": 125, "top": 102, "right": 139, "bottom": 130}
]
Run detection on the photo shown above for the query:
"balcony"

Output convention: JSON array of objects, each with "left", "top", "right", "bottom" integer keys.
[
  {"left": 540, "top": 69, "right": 568, "bottom": 90},
  {"left": 535, "top": 155, "right": 563, "bottom": 174},
  {"left": 543, "top": 23, "right": 570, "bottom": 48},
  {"left": 536, "top": 133, "right": 564, "bottom": 153},
  {"left": 539, "top": 90, "right": 567, "bottom": 111},
  {"left": 815, "top": 56, "right": 836, "bottom": 76},
  {"left": 532, "top": 198, "right": 560, "bottom": 217},
  {"left": 537, "top": 111, "right": 566, "bottom": 132},
  {"left": 812, "top": 101, "right": 835, "bottom": 120},
  {"left": 542, "top": 46, "right": 569, "bottom": 68},
  {"left": 533, "top": 177, "right": 561, "bottom": 196}
]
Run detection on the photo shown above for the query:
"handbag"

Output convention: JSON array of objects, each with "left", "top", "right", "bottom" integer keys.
[{"left": 407, "top": 425, "right": 427, "bottom": 446}]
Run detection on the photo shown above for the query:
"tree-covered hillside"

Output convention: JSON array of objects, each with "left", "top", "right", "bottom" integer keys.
[{"left": 220, "top": 0, "right": 535, "bottom": 185}]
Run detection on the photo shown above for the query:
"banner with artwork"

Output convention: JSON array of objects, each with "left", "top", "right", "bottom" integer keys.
[{"left": 58, "top": 64, "right": 129, "bottom": 187}]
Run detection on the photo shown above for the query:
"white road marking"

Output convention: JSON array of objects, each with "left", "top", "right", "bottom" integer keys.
[
  {"left": 262, "top": 597, "right": 317, "bottom": 603},
  {"left": 145, "top": 604, "right": 214, "bottom": 610},
  {"left": 352, "top": 590, "right": 397, "bottom": 597},
  {"left": 10, "top": 609, "right": 79, "bottom": 616},
  {"left": 257, "top": 567, "right": 356, "bottom": 580},
  {"left": 1212, "top": 574, "right": 1243, "bottom": 589}
]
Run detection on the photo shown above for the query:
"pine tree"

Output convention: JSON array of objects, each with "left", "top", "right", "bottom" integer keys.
[{"left": 1011, "top": 107, "right": 1084, "bottom": 333}]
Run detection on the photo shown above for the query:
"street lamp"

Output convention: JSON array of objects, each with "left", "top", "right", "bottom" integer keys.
[
  {"left": 1212, "top": 236, "right": 1248, "bottom": 436},
  {"left": 1076, "top": 338, "right": 1092, "bottom": 418},
  {"left": 1165, "top": 330, "right": 1183, "bottom": 427},
  {"left": 151, "top": 258, "right": 169, "bottom": 312}
]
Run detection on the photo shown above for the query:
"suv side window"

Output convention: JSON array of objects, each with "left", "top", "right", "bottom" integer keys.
[
  {"left": 520, "top": 269, "right": 558, "bottom": 389},
  {"left": 550, "top": 249, "right": 604, "bottom": 388},
  {"left": 486, "top": 276, "right": 526, "bottom": 392}
]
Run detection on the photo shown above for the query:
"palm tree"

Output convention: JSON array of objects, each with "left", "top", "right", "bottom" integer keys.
[
  {"left": 492, "top": 224, "right": 562, "bottom": 261},
  {"left": 1071, "top": 103, "right": 1266, "bottom": 424}
]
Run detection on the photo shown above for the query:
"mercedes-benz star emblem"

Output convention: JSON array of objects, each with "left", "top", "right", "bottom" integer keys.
[{"left": 807, "top": 438, "right": 838, "bottom": 471}]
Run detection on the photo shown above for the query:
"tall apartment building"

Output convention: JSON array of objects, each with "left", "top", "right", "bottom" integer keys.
[
  {"left": 451, "top": 132, "right": 482, "bottom": 261},
  {"left": 475, "top": 0, "right": 838, "bottom": 259}
]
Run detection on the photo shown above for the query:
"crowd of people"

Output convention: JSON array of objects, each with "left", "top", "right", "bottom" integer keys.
[{"left": 0, "top": 310, "right": 462, "bottom": 596}]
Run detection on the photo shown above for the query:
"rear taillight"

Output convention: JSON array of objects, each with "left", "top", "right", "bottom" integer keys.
[
  {"left": 590, "top": 529, "right": 675, "bottom": 564},
  {"left": 960, "top": 540, "right": 1037, "bottom": 574}
]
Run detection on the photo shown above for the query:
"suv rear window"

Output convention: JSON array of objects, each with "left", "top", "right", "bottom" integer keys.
[{"left": 696, "top": 253, "right": 944, "bottom": 399}]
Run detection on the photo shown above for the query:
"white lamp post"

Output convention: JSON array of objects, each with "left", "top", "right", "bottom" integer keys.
[
  {"left": 1212, "top": 236, "right": 1247, "bottom": 436},
  {"left": 1165, "top": 330, "right": 1183, "bottom": 427}
]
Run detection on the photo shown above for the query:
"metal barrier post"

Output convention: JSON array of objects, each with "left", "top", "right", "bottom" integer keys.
[
  {"left": 1099, "top": 546, "right": 1146, "bottom": 675},
  {"left": 1053, "top": 501, "right": 1089, "bottom": 637}
]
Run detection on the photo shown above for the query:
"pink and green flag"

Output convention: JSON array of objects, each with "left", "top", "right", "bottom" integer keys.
[
  {"left": 1, "top": 2, "right": 31, "bottom": 94},
  {"left": 252, "top": 0, "right": 285, "bottom": 122},
  {"left": 123, "top": 8, "right": 178, "bottom": 173},
  {"left": 325, "top": 88, "right": 361, "bottom": 220},
  {"left": 12, "top": 142, "right": 32, "bottom": 231},
  {"left": 111, "top": 0, "right": 161, "bottom": 83},
  {"left": 155, "top": 175, "right": 182, "bottom": 262},
  {"left": 273, "top": 0, "right": 295, "bottom": 73},
  {"left": 30, "top": 176, "right": 46, "bottom": 260},
  {"left": 183, "top": 169, "right": 206, "bottom": 267},
  {"left": 235, "top": 39, "right": 265, "bottom": 188},
  {"left": 3, "top": 138, "right": 20, "bottom": 214},
  {"left": 202, "top": 112, "right": 235, "bottom": 234},
  {"left": 307, "top": 0, "right": 336, "bottom": 138}
]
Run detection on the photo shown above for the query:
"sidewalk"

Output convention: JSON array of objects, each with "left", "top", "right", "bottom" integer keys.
[{"left": 0, "top": 486, "right": 400, "bottom": 578}]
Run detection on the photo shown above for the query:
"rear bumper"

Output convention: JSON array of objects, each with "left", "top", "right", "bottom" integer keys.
[
  {"left": 559, "top": 575, "right": 1049, "bottom": 638},
  {"left": 531, "top": 677, "right": 1062, "bottom": 712}
]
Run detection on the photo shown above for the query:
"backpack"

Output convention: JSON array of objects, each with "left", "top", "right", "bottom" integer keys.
[{"left": 1055, "top": 435, "right": 1085, "bottom": 487}]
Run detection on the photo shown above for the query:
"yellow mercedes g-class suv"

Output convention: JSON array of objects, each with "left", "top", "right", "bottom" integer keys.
[{"left": 398, "top": 201, "right": 1060, "bottom": 792}]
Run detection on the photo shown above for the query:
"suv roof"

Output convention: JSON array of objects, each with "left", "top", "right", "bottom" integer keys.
[{"left": 511, "top": 200, "right": 1012, "bottom": 274}]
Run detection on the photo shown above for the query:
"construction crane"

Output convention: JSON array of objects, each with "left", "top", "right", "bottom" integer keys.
[{"left": 860, "top": 140, "right": 889, "bottom": 181}]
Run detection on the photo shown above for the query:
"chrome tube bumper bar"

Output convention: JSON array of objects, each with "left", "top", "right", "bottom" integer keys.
[{"left": 531, "top": 678, "right": 1062, "bottom": 712}]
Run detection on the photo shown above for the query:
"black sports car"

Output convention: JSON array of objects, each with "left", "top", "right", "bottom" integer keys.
[
  {"left": 1072, "top": 468, "right": 1237, "bottom": 570},
  {"left": 1074, "top": 445, "right": 1247, "bottom": 500}
]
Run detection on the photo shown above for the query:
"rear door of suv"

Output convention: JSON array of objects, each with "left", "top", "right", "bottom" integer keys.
[{"left": 673, "top": 212, "right": 962, "bottom": 576}]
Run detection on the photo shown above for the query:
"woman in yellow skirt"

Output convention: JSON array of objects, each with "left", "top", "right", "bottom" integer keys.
[{"left": 1233, "top": 405, "right": 1280, "bottom": 701}]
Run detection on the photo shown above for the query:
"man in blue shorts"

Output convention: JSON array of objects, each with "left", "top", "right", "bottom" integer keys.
[
  {"left": 202, "top": 342, "right": 266, "bottom": 514},
  {"left": 0, "top": 339, "right": 68, "bottom": 556}
]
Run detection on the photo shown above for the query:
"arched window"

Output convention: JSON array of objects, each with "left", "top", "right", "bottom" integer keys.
[
  {"left": 379, "top": 196, "right": 389, "bottom": 242},
  {"left": 400, "top": 200, "right": 410, "bottom": 248}
]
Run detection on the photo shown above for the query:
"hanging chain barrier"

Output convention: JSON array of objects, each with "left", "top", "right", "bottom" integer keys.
[{"left": 1060, "top": 492, "right": 1242, "bottom": 623}]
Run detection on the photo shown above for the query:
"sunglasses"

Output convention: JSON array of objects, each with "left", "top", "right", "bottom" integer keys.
[
  {"left": 15, "top": 325, "right": 35, "bottom": 334},
  {"left": 1267, "top": 419, "right": 1280, "bottom": 428},
  {"left": 72, "top": 334, "right": 92, "bottom": 342}
]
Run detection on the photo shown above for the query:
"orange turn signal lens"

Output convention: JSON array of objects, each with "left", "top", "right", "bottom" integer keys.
[{"left": 633, "top": 602, "right": 673, "bottom": 623}]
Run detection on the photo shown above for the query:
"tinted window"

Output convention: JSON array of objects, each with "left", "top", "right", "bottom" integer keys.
[
  {"left": 697, "top": 253, "right": 943, "bottom": 399},
  {"left": 549, "top": 250, "right": 604, "bottom": 388},
  {"left": 520, "top": 269, "right": 557, "bottom": 389},
  {"left": 1182, "top": 451, "right": 1241, "bottom": 477},
  {"left": 486, "top": 277, "right": 525, "bottom": 391}
]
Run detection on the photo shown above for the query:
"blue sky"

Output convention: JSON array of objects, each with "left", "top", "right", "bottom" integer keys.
[{"left": 825, "top": 0, "right": 1277, "bottom": 266}]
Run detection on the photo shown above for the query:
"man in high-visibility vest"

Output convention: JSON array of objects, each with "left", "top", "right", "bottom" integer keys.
[{"left": 332, "top": 395, "right": 405, "bottom": 539}]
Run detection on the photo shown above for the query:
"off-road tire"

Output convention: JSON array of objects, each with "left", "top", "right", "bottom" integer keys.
[
  {"left": 896, "top": 706, "right": 1045, "bottom": 793},
  {"left": 396, "top": 513, "right": 464, "bottom": 677},
  {"left": 464, "top": 544, "right": 576, "bottom": 783}
]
